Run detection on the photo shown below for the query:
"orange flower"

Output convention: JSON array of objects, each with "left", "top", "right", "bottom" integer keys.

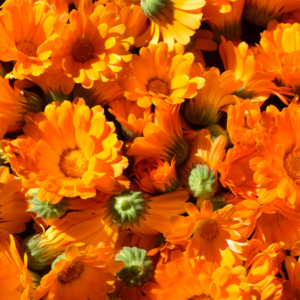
[
  {"left": 255, "top": 21, "right": 300, "bottom": 96},
  {"left": 132, "top": 157, "right": 179, "bottom": 194},
  {"left": 250, "top": 103, "right": 300, "bottom": 209},
  {"left": 178, "top": 129, "right": 226, "bottom": 200},
  {"left": 227, "top": 100, "right": 262, "bottom": 146},
  {"left": 0, "top": 114, "right": 8, "bottom": 140},
  {"left": 0, "top": 232, "right": 41, "bottom": 300},
  {"left": 3, "top": 98, "right": 129, "bottom": 202},
  {"left": 218, "top": 144, "right": 261, "bottom": 199},
  {"left": 142, "top": 256, "right": 255, "bottom": 300},
  {"left": 0, "top": 166, "right": 31, "bottom": 234},
  {"left": 243, "top": 0, "right": 300, "bottom": 27},
  {"left": 184, "top": 63, "right": 243, "bottom": 126},
  {"left": 50, "top": 1, "right": 133, "bottom": 88},
  {"left": 207, "top": 0, "right": 237, "bottom": 12},
  {"left": 232, "top": 198, "right": 300, "bottom": 250},
  {"left": 220, "top": 38, "right": 291, "bottom": 105},
  {"left": 120, "top": 43, "right": 205, "bottom": 108},
  {"left": 0, "top": 76, "right": 42, "bottom": 133},
  {"left": 33, "top": 244, "right": 124, "bottom": 300},
  {"left": 165, "top": 200, "right": 249, "bottom": 266},
  {"left": 108, "top": 100, "right": 153, "bottom": 140},
  {"left": 127, "top": 105, "right": 189, "bottom": 166},
  {"left": 203, "top": 0, "right": 245, "bottom": 42},
  {"left": 135, "top": 0, "right": 206, "bottom": 50},
  {"left": 0, "top": 0, "right": 58, "bottom": 78}
]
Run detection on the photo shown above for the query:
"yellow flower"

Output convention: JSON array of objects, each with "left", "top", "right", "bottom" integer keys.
[{"left": 119, "top": 42, "right": 205, "bottom": 108}]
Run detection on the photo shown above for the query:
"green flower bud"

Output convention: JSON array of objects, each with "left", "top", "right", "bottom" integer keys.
[
  {"left": 140, "top": 0, "right": 173, "bottom": 20},
  {"left": 105, "top": 190, "right": 149, "bottom": 227},
  {"left": 188, "top": 164, "right": 218, "bottom": 199},
  {"left": 116, "top": 247, "right": 155, "bottom": 287},
  {"left": 27, "top": 188, "right": 69, "bottom": 220}
]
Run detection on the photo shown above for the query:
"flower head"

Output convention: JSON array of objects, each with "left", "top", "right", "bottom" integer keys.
[
  {"left": 120, "top": 43, "right": 205, "bottom": 108},
  {"left": 165, "top": 200, "right": 249, "bottom": 265},
  {"left": 133, "top": 157, "right": 179, "bottom": 194},
  {"left": 33, "top": 244, "right": 124, "bottom": 300},
  {"left": 4, "top": 98, "right": 129, "bottom": 202},
  {"left": 51, "top": 2, "right": 133, "bottom": 88},
  {"left": 0, "top": 0, "right": 58, "bottom": 78}
]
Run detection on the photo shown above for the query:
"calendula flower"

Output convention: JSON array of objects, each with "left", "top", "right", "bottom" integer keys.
[
  {"left": 0, "top": 114, "right": 8, "bottom": 140},
  {"left": 108, "top": 100, "right": 153, "bottom": 141},
  {"left": 105, "top": 189, "right": 188, "bottom": 235},
  {"left": 23, "top": 193, "right": 119, "bottom": 271},
  {"left": 218, "top": 144, "right": 261, "bottom": 199},
  {"left": 255, "top": 21, "right": 300, "bottom": 96},
  {"left": 183, "top": 63, "right": 243, "bottom": 126},
  {"left": 50, "top": 1, "right": 133, "bottom": 88},
  {"left": 132, "top": 157, "right": 179, "bottom": 194},
  {"left": 33, "top": 244, "right": 124, "bottom": 300},
  {"left": 227, "top": 100, "right": 262, "bottom": 146},
  {"left": 165, "top": 200, "right": 249, "bottom": 265},
  {"left": 4, "top": 98, "right": 129, "bottom": 202},
  {"left": 0, "top": 0, "right": 58, "bottom": 78},
  {"left": 250, "top": 103, "right": 300, "bottom": 209},
  {"left": 203, "top": 0, "right": 245, "bottom": 42},
  {"left": 128, "top": 105, "right": 189, "bottom": 166},
  {"left": 0, "top": 232, "right": 41, "bottom": 300},
  {"left": 206, "top": 124, "right": 229, "bottom": 148},
  {"left": 120, "top": 43, "right": 205, "bottom": 108},
  {"left": 243, "top": 0, "right": 300, "bottom": 27},
  {"left": 135, "top": 0, "right": 206, "bottom": 50},
  {"left": 179, "top": 129, "right": 226, "bottom": 200},
  {"left": 0, "top": 76, "right": 42, "bottom": 133},
  {"left": 142, "top": 256, "right": 256, "bottom": 300},
  {"left": 232, "top": 198, "right": 300, "bottom": 250},
  {"left": 73, "top": 80, "right": 125, "bottom": 108},
  {"left": 0, "top": 166, "right": 31, "bottom": 234},
  {"left": 219, "top": 38, "right": 291, "bottom": 105}
]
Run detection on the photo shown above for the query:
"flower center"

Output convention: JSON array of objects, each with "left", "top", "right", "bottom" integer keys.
[
  {"left": 147, "top": 79, "right": 169, "bottom": 96},
  {"left": 58, "top": 261, "right": 84, "bottom": 283},
  {"left": 195, "top": 219, "right": 219, "bottom": 240},
  {"left": 189, "top": 295, "right": 213, "bottom": 300},
  {"left": 72, "top": 39, "right": 94, "bottom": 63},
  {"left": 258, "top": 212, "right": 282, "bottom": 227},
  {"left": 284, "top": 151, "right": 300, "bottom": 182},
  {"left": 16, "top": 41, "right": 37, "bottom": 57},
  {"left": 59, "top": 148, "right": 89, "bottom": 178}
]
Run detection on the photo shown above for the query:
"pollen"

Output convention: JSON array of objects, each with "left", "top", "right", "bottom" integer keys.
[
  {"left": 72, "top": 39, "right": 94, "bottom": 63},
  {"left": 58, "top": 261, "right": 84, "bottom": 283},
  {"left": 16, "top": 41, "right": 37, "bottom": 57},
  {"left": 195, "top": 218, "right": 219, "bottom": 240},
  {"left": 284, "top": 151, "right": 300, "bottom": 182},
  {"left": 59, "top": 148, "right": 89, "bottom": 178},
  {"left": 147, "top": 78, "right": 169, "bottom": 96},
  {"left": 258, "top": 212, "right": 283, "bottom": 227}
]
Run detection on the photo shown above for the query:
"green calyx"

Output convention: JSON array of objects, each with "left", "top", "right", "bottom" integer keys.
[
  {"left": 20, "top": 90, "right": 43, "bottom": 114},
  {"left": 21, "top": 234, "right": 58, "bottom": 271},
  {"left": 44, "top": 86, "right": 73, "bottom": 104},
  {"left": 105, "top": 190, "right": 149, "bottom": 227},
  {"left": 27, "top": 189, "right": 69, "bottom": 220},
  {"left": 163, "top": 135, "right": 189, "bottom": 167},
  {"left": 188, "top": 164, "right": 218, "bottom": 199},
  {"left": 28, "top": 270, "right": 42, "bottom": 291},
  {"left": 51, "top": 253, "right": 66, "bottom": 269},
  {"left": 206, "top": 124, "right": 229, "bottom": 148},
  {"left": 231, "top": 85, "right": 255, "bottom": 100},
  {"left": 184, "top": 34, "right": 197, "bottom": 52},
  {"left": 140, "top": 0, "right": 173, "bottom": 20},
  {"left": 116, "top": 247, "right": 155, "bottom": 287},
  {"left": 121, "top": 125, "right": 142, "bottom": 141}
]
